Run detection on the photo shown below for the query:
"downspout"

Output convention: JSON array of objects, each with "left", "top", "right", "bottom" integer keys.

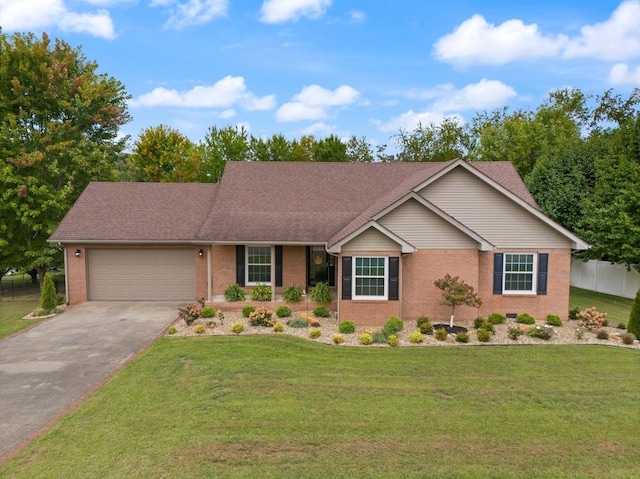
[{"left": 207, "top": 245, "right": 212, "bottom": 303}]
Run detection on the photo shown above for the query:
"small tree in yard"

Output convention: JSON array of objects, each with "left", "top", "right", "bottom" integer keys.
[
  {"left": 41, "top": 272, "right": 57, "bottom": 312},
  {"left": 434, "top": 274, "right": 482, "bottom": 328},
  {"left": 628, "top": 288, "right": 640, "bottom": 339}
]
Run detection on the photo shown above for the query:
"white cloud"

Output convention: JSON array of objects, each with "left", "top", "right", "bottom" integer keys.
[
  {"left": 434, "top": 0, "right": 640, "bottom": 66},
  {"left": 301, "top": 122, "right": 335, "bottom": 136},
  {"left": 376, "top": 111, "right": 464, "bottom": 133},
  {"left": 130, "top": 76, "right": 276, "bottom": 111},
  {"left": 260, "top": 0, "right": 331, "bottom": 24},
  {"left": 155, "top": 0, "right": 228, "bottom": 29},
  {"left": 219, "top": 109, "right": 236, "bottom": 118},
  {"left": 432, "top": 79, "right": 516, "bottom": 111},
  {"left": 276, "top": 84, "right": 360, "bottom": 122},
  {"left": 608, "top": 63, "right": 640, "bottom": 85},
  {"left": 350, "top": 10, "right": 366, "bottom": 23},
  {"left": 0, "top": 0, "right": 115, "bottom": 39}
]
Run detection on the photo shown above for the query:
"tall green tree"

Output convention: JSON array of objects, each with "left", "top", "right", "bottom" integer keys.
[
  {"left": 313, "top": 134, "right": 347, "bottom": 162},
  {"left": 0, "top": 32, "right": 130, "bottom": 279},
  {"left": 200, "top": 125, "right": 249, "bottom": 182},
  {"left": 394, "top": 117, "right": 471, "bottom": 162}
]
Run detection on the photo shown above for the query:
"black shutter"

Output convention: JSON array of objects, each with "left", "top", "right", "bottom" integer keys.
[
  {"left": 275, "top": 245, "right": 283, "bottom": 287},
  {"left": 537, "top": 253, "right": 548, "bottom": 295},
  {"left": 388, "top": 256, "right": 399, "bottom": 301},
  {"left": 236, "top": 245, "right": 245, "bottom": 286},
  {"left": 342, "top": 256, "right": 352, "bottom": 300},
  {"left": 493, "top": 252, "right": 503, "bottom": 295}
]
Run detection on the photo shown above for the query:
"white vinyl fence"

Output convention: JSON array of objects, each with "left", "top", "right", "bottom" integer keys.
[{"left": 571, "top": 258, "right": 640, "bottom": 299}]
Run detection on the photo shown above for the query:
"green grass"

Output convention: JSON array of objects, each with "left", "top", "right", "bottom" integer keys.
[
  {"left": 570, "top": 287, "right": 633, "bottom": 325},
  {"left": 0, "top": 299, "right": 43, "bottom": 340},
  {"left": 2, "top": 336, "right": 638, "bottom": 479}
]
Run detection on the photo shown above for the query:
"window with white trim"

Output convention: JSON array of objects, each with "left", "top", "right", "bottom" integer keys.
[
  {"left": 353, "top": 256, "right": 387, "bottom": 299},
  {"left": 504, "top": 253, "right": 536, "bottom": 293},
  {"left": 247, "top": 246, "right": 271, "bottom": 284}
]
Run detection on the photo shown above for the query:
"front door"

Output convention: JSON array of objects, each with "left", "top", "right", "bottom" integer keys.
[{"left": 307, "top": 246, "right": 335, "bottom": 287}]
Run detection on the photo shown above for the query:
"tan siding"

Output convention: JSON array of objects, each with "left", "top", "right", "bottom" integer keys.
[
  {"left": 420, "top": 167, "right": 570, "bottom": 248},
  {"left": 342, "top": 227, "right": 402, "bottom": 251},
  {"left": 378, "top": 198, "right": 478, "bottom": 249}
]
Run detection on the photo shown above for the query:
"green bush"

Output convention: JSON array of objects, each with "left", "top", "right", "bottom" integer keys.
[
  {"left": 383, "top": 317, "right": 403, "bottom": 337},
  {"left": 310, "top": 281, "right": 332, "bottom": 304},
  {"left": 167, "top": 327, "right": 177, "bottom": 335},
  {"left": 249, "top": 307, "right": 275, "bottom": 327},
  {"left": 628, "top": 288, "right": 640, "bottom": 339},
  {"left": 338, "top": 320, "right": 356, "bottom": 334},
  {"left": 194, "top": 324, "right": 205, "bottom": 334},
  {"left": 435, "top": 328, "right": 448, "bottom": 341},
  {"left": 275, "top": 305, "right": 292, "bottom": 318},
  {"left": 455, "top": 331, "right": 470, "bottom": 343},
  {"left": 528, "top": 325, "right": 554, "bottom": 340},
  {"left": 507, "top": 327, "right": 522, "bottom": 340},
  {"left": 477, "top": 329, "right": 492, "bottom": 342},
  {"left": 416, "top": 316, "right": 433, "bottom": 335},
  {"left": 313, "top": 305, "right": 331, "bottom": 318},
  {"left": 224, "top": 283, "right": 246, "bottom": 302},
  {"left": 250, "top": 283, "right": 272, "bottom": 301},
  {"left": 332, "top": 334, "right": 344, "bottom": 344},
  {"left": 242, "top": 306, "right": 256, "bottom": 318},
  {"left": 231, "top": 323, "right": 244, "bottom": 334},
  {"left": 41, "top": 272, "right": 57, "bottom": 312},
  {"left": 201, "top": 306, "right": 216, "bottom": 318},
  {"left": 409, "top": 331, "right": 424, "bottom": 344},
  {"left": 474, "top": 318, "right": 495, "bottom": 333},
  {"left": 359, "top": 332, "right": 373, "bottom": 345},
  {"left": 568, "top": 306, "right": 580, "bottom": 320},
  {"left": 282, "top": 284, "right": 303, "bottom": 303},
  {"left": 516, "top": 313, "right": 536, "bottom": 324},
  {"left": 372, "top": 331, "right": 388, "bottom": 344},
  {"left": 487, "top": 313, "right": 506, "bottom": 325},
  {"left": 309, "top": 328, "right": 322, "bottom": 339},
  {"left": 621, "top": 333, "right": 636, "bottom": 345},
  {"left": 387, "top": 334, "right": 399, "bottom": 347},
  {"left": 596, "top": 329, "right": 609, "bottom": 340},
  {"left": 178, "top": 304, "right": 202, "bottom": 326},
  {"left": 546, "top": 314, "right": 562, "bottom": 327},
  {"left": 617, "top": 322, "right": 627, "bottom": 330},
  {"left": 273, "top": 321, "right": 284, "bottom": 333},
  {"left": 287, "top": 318, "right": 308, "bottom": 328}
]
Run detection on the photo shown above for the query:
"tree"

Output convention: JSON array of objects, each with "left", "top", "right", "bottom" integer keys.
[
  {"left": 131, "top": 125, "right": 202, "bottom": 182},
  {"left": 434, "top": 274, "right": 482, "bottom": 328},
  {"left": 200, "top": 125, "right": 249, "bottom": 182},
  {"left": 395, "top": 117, "right": 471, "bottom": 162},
  {"left": 313, "top": 134, "right": 347, "bottom": 162},
  {"left": 0, "top": 32, "right": 130, "bottom": 281},
  {"left": 628, "top": 288, "right": 640, "bottom": 339},
  {"left": 41, "top": 272, "right": 57, "bottom": 312}
]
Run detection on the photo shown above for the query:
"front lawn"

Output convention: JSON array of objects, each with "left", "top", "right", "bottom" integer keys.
[
  {"left": 2, "top": 336, "right": 638, "bottom": 478},
  {"left": 0, "top": 299, "right": 43, "bottom": 340}
]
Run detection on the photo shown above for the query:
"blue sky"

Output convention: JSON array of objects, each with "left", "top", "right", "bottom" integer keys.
[{"left": 1, "top": 0, "right": 639, "bottom": 149}]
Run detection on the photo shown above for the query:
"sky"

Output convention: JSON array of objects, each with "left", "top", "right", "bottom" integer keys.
[{"left": 1, "top": 0, "right": 639, "bottom": 149}]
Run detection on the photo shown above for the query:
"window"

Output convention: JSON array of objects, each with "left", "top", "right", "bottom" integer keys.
[
  {"left": 247, "top": 246, "right": 271, "bottom": 284},
  {"left": 504, "top": 253, "right": 536, "bottom": 293},
  {"left": 353, "top": 256, "right": 387, "bottom": 299}
]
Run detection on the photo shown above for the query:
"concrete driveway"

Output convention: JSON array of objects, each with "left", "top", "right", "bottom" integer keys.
[{"left": 0, "top": 301, "right": 181, "bottom": 460}]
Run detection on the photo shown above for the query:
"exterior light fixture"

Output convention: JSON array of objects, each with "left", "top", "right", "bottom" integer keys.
[
  {"left": 75, "top": 249, "right": 81, "bottom": 257},
  {"left": 198, "top": 249, "right": 204, "bottom": 257}
]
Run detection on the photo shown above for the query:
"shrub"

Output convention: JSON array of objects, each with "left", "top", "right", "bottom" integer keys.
[
  {"left": 568, "top": 306, "right": 580, "bottom": 320},
  {"left": 224, "top": 283, "right": 245, "bottom": 302},
  {"left": 477, "top": 329, "right": 492, "bottom": 342},
  {"left": 167, "top": 326, "right": 177, "bottom": 335},
  {"left": 516, "top": 313, "right": 536, "bottom": 324},
  {"left": 473, "top": 317, "right": 486, "bottom": 329},
  {"left": 546, "top": 314, "right": 563, "bottom": 327},
  {"left": 409, "top": 331, "right": 424, "bottom": 344},
  {"left": 282, "top": 284, "right": 303, "bottom": 303},
  {"left": 416, "top": 316, "right": 433, "bottom": 335},
  {"left": 474, "top": 318, "right": 495, "bottom": 333},
  {"left": 242, "top": 306, "right": 256, "bottom": 318},
  {"left": 41, "top": 273, "right": 58, "bottom": 312},
  {"left": 178, "top": 304, "right": 202, "bottom": 326},
  {"left": 596, "top": 329, "right": 609, "bottom": 340},
  {"left": 507, "top": 327, "right": 522, "bottom": 340},
  {"left": 628, "top": 288, "right": 640, "bottom": 339},
  {"left": 338, "top": 320, "right": 356, "bottom": 334},
  {"left": 372, "top": 331, "right": 388, "bottom": 344},
  {"left": 231, "top": 322, "right": 244, "bottom": 334},
  {"left": 313, "top": 305, "right": 331, "bottom": 318},
  {"left": 309, "top": 328, "right": 322, "bottom": 339},
  {"left": 455, "top": 331, "right": 470, "bottom": 343},
  {"left": 487, "top": 313, "right": 506, "bottom": 325},
  {"left": 576, "top": 307, "right": 607, "bottom": 331},
  {"left": 387, "top": 334, "right": 399, "bottom": 347},
  {"left": 528, "top": 325, "right": 554, "bottom": 340},
  {"left": 359, "top": 332, "right": 373, "bottom": 345},
  {"left": 621, "top": 333, "right": 636, "bottom": 345},
  {"left": 249, "top": 307, "right": 275, "bottom": 327},
  {"left": 201, "top": 306, "right": 216, "bottom": 318},
  {"left": 332, "top": 334, "right": 344, "bottom": 344},
  {"left": 250, "top": 283, "right": 272, "bottom": 301},
  {"left": 435, "top": 328, "right": 448, "bottom": 341},
  {"left": 273, "top": 321, "right": 284, "bottom": 333},
  {"left": 310, "top": 281, "right": 332, "bottom": 304},
  {"left": 617, "top": 322, "right": 627, "bottom": 330},
  {"left": 275, "top": 305, "right": 292, "bottom": 318},
  {"left": 194, "top": 324, "right": 205, "bottom": 334},
  {"left": 383, "top": 317, "right": 404, "bottom": 337},
  {"left": 287, "top": 318, "right": 308, "bottom": 328}
]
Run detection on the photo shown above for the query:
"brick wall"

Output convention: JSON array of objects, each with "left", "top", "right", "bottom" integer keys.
[
  {"left": 65, "top": 245, "right": 87, "bottom": 304},
  {"left": 211, "top": 245, "right": 237, "bottom": 296}
]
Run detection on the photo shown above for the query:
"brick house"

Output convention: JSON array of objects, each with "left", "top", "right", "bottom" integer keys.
[{"left": 49, "top": 159, "right": 589, "bottom": 326}]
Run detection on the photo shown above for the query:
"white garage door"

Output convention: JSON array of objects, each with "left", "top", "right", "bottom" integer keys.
[{"left": 88, "top": 249, "right": 195, "bottom": 300}]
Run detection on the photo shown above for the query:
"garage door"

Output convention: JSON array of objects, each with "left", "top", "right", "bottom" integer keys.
[{"left": 88, "top": 249, "right": 195, "bottom": 300}]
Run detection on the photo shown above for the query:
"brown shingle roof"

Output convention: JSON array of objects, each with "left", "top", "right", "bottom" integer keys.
[{"left": 49, "top": 182, "right": 218, "bottom": 242}]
